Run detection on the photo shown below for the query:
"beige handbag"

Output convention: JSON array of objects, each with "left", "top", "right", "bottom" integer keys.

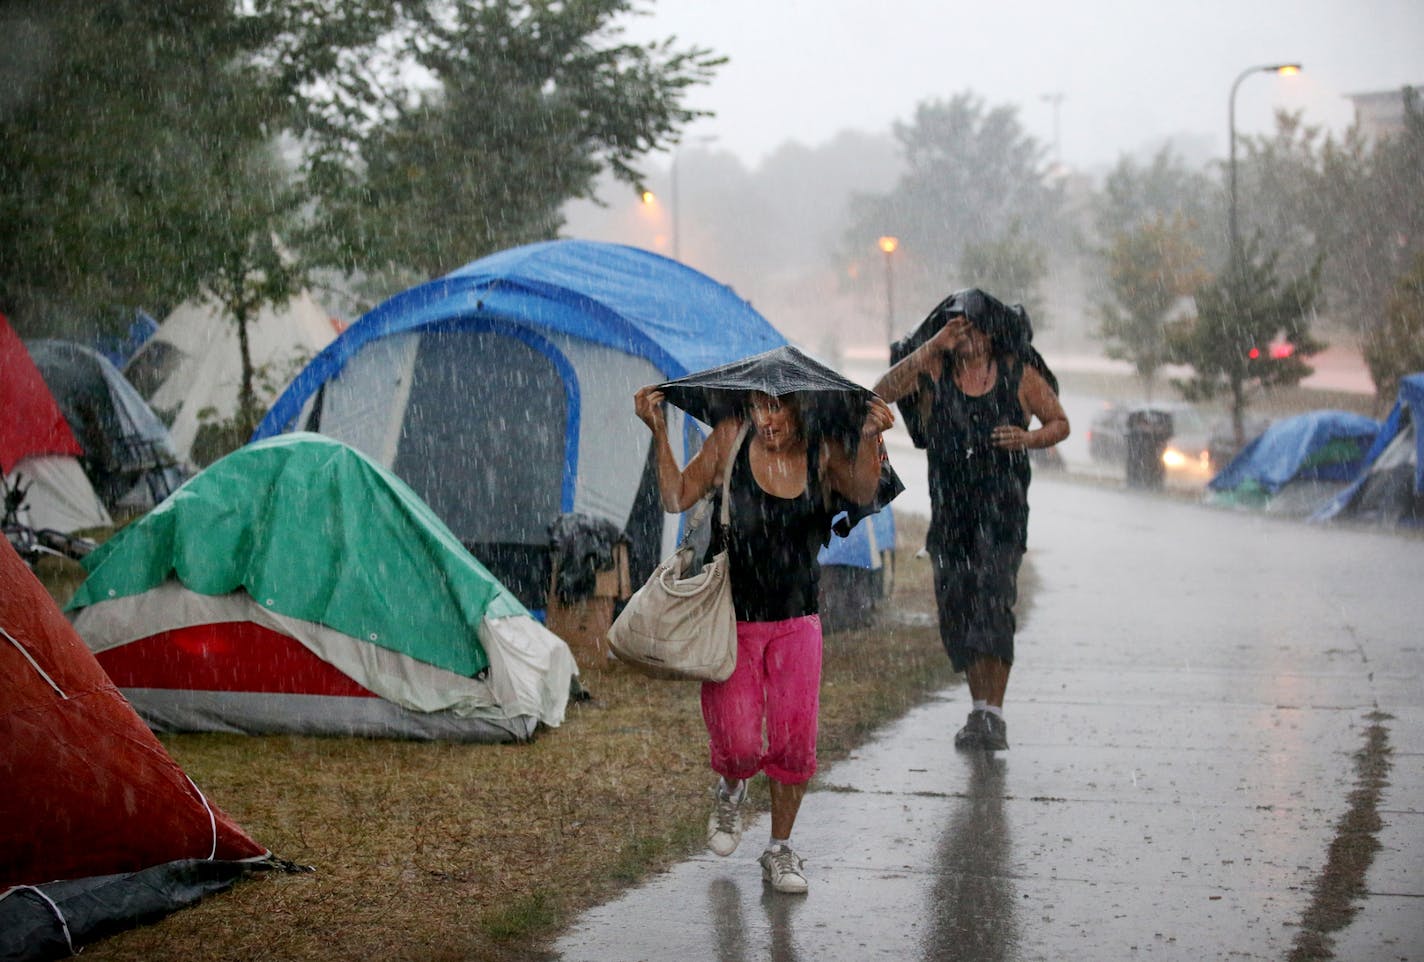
[{"left": 606, "top": 423, "right": 750, "bottom": 681}]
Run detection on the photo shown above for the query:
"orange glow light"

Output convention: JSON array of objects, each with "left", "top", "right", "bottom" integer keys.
[{"left": 878, "top": 236, "right": 899, "bottom": 254}]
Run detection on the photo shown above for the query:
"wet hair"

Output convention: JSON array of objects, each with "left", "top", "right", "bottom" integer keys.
[
  {"left": 743, "top": 390, "right": 804, "bottom": 429},
  {"left": 741, "top": 390, "right": 828, "bottom": 494},
  {"left": 922, "top": 288, "right": 1057, "bottom": 392}
]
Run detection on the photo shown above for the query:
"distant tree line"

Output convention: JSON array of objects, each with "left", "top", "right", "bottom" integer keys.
[
  {"left": 1089, "top": 90, "right": 1424, "bottom": 432},
  {"left": 836, "top": 85, "right": 1423, "bottom": 431}
]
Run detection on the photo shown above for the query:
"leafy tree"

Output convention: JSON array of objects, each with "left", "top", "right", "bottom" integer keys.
[
  {"left": 840, "top": 91, "right": 1061, "bottom": 329},
  {"left": 1167, "top": 241, "right": 1324, "bottom": 444},
  {"left": 296, "top": 0, "right": 723, "bottom": 285},
  {"left": 0, "top": 1, "right": 293, "bottom": 344},
  {"left": 957, "top": 220, "right": 1048, "bottom": 324},
  {"left": 1093, "top": 145, "right": 1221, "bottom": 261},
  {"left": 3, "top": 0, "right": 718, "bottom": 445},
  {"left": 1345, "top": 89, "right": 1424, "bottom": 387},
  {"left": 1232, "top": 112, "right": 1326, "bottom": 279},
  {"left": 1365, "top": 248, "right": 1424, "bottom": 403},
  {"left": 1095, "top": 212, "right": 1209, "bottom": 398},
  {"left": 1237, "top": 93, "right": 1424, "bottom": 402}
]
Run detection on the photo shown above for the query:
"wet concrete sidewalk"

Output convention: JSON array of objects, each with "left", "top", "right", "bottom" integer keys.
[{"left": 553, "top": 478, "right": 1424, "bottom": 962}]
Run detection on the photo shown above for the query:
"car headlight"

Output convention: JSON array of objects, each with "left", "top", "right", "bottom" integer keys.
[{"left": 1161, "top": 447, "right": 1188, "bottom": 468}]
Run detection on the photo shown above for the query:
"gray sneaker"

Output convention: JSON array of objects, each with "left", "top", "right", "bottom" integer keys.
[
  {"left": 982, "top": 711, "right": 1009, "bottom": 751},
  {"left": 759, "top": 844, "right": 808, "bottom": 894},
  {"left": 707, "top": 783, "right": 743, "bottom": 856},
  {"left": 954, "top": 710, "right": 987, "bottom": 750}
]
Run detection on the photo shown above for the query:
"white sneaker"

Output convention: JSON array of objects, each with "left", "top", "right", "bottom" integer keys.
[
  {"left": 759, "top": 844, "right": 808, "bottom": 894},
  {"left": 706, "top": 783, "right": 743, "bottom": 857}
]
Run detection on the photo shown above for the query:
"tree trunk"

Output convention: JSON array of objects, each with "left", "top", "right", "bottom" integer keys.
[
  {"left": 1230, "top": 376, "right": 1247, "bottom": 448},
  {"left": 235, "top": 301, "right": 257, "bottom": 435}
]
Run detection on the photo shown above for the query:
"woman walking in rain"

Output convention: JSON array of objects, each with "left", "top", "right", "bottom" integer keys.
[
  {"left": 873, "top": 289, "right": 1068, "bottom": 752},
  {"left": 633, "top": 348, "right": 895, "bottom": 894}
]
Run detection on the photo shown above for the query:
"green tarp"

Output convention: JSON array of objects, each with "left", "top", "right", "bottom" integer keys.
[{"left": 67, "top": 433, "right": 527, "bottom": 677}]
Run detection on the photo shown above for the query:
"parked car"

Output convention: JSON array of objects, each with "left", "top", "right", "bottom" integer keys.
[
  {"left": 1207, "top": 414, "right": 1273, "bottom": 468},
  {"left": 1087, "top": 401, "right": 1213, "bottom": 480}
]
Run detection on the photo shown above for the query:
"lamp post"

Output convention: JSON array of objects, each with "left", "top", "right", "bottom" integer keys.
[
  {"left": 637, "top": 189, "right": 663, "bottom": 252},
  {"left": 1229, "top": 63, "right": 1301, "bottom": 264},
  {"left": 672, "top": 134, "right": 718, "bottom": 261},
  {"left": 1041, "top": 92, "right": 1065, "bottom": 169},
  {"left": 877, "top": 236, "right": 899, "bottom": 348}
]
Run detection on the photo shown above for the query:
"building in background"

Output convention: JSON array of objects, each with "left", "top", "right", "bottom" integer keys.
[{"left": 1344, "top": 85, "right": 1421, "bottom": 141}]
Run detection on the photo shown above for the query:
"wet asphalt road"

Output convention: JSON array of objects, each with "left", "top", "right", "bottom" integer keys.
[{"left": 553, "top": 475, "right": 1424, "bottom": 961}]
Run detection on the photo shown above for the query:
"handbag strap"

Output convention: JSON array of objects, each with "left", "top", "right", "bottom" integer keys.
[
  {"left": 719, "top": 420, "right": 753, "bottom": 529},
  {"left": 676, "top": 420, "right": 752, "bottom": 547}
]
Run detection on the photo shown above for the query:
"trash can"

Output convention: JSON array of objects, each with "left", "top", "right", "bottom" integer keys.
[{"left": 1124, "top": 409, "right": 1173, "bottom": 489}]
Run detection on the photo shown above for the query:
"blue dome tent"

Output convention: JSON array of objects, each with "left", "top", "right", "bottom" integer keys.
[
  {"left": 1205, "top": 410, "right": 1379, "bottom": 517},
  {"left": 1313, "top": 373, "right": 1424, "bottom": 527},
  {"left": 254, "top": 240, "right": 893, "bottom": 609}
]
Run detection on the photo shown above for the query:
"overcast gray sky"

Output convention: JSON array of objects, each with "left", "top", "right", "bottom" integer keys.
[{"left": 621, "top": 0, "right": 1424, "bottom": 170}]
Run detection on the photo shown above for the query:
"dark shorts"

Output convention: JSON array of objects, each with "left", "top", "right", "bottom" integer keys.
[{"left": 928, "top": 530, "right": 1024, "bottom": 673}]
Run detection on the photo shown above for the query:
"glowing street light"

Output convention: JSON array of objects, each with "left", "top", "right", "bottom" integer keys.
[
  {"left": 878, "top": 236, "right": 899, "bottom": 348},
  {"left": 1229, "top": 63, "right": 1302, "bottom": 262}
]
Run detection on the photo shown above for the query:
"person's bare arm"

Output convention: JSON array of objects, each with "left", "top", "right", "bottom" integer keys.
[
  {"left": 990, "top": 366, "right": 1070, "bottom": 451},
  {"left": 825, "top": 398, "right": 895, "bottom": 504},
  {"left": 633, "top": 386, "right": 734, "bottom": 512},
  {"left": 870, "top": 317, "right": 969, "bottom": 403}
]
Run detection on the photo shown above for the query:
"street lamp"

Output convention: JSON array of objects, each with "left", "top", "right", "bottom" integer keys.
[
  {"left": 637, "top": 189, "right": 666, "bottom": 252},
  {"left": 1041, "top": 92, "right": 1065, "bottom": 169},
  {"left": 1229, "top": 63, "right": 1301, "bottom": 262},
  {"left": 877, "top": 236, "right": 899, "bottom": 348},
  {"left": 671, "top": 134, "right": 717, "bottom": 261}
]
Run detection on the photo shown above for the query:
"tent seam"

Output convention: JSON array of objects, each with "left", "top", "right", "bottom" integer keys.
[
  {"left": 4, "top": 886, "right": 75, "bottom": 954},
  {"left": 0, "top": 627, "right": 67, "bottom": 699},
  {"left": 184, "top": 773, "right": 219, "bottom": 860}
]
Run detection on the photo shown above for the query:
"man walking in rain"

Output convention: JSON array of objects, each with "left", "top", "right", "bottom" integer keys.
[{"left": 873, "top": 289, "right": 1068, "bottom": 751}]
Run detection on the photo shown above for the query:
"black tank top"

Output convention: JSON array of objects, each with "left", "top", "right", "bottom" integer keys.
[
  {"left": 925, "top": 355, "right": 1032, "bottom": 546},
  {"left": 707, "top": 434, "right": 833, "bottom": 622}
]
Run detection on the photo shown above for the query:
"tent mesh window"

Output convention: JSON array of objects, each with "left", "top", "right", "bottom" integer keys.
[{"left": 393, "top": 329, "right": 567, "bottom": 607}]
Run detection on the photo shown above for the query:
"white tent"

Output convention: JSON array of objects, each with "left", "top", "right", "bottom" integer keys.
[
  {"left": 1, "top": 314, "right": 111, "bottom": 533},
  {"left": 5, "top": 456, "right": 111, "bottom": 533},
  {"left": 125, "top": 291, "right": 340, "bottom": 463}
]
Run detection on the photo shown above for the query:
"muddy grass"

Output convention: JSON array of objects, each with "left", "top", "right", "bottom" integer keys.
[{"left": 78, "top": 516, "right": 957, "bottom": 962}]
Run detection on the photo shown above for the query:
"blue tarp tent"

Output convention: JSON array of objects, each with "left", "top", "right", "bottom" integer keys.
[
  {"left": 1208, "top": 410, "right": 1378, "bottom": 493},
  {"left": 254, "top": 239, "right": 893, "bottom": 608},
  {"left": 91, "top": 310, "right": 159, "bottom": 368},
  {"left": 1313, "top": 373, "right": 1424, "bottom": 526}
]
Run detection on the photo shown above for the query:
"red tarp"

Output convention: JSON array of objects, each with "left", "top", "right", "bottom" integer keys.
[
  {"left": 0, "top": 538, "right": 266, "bottom": 889},
  {"left": 99, "top": 621, "right": 378, "bottom": 698}
]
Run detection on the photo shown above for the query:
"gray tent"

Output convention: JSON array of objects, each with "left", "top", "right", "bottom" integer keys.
[{"left": 26, "top": 339, "right": 187, "bottom": 513}]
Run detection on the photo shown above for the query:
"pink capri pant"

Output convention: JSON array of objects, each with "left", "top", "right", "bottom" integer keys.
[{"left": 700, "top": 614, "right": 823, "bottom": 786}]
